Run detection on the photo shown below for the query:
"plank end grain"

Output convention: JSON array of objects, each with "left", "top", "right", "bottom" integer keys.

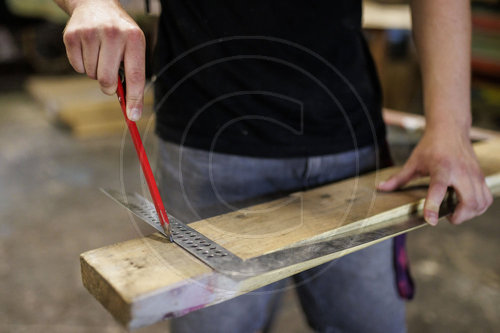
[
  {"left": 80, "top": 235, "right": 239, "bottom": 329},
  {"left": 81, "top": 253, "right": 132, "bottom": 327}
]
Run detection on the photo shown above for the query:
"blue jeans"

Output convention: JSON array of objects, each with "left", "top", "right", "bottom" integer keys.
[{"left": 158, "top": 140, "right": 406, "bottom": 333}]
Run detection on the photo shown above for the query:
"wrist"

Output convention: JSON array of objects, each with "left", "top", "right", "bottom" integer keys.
[
  {"left": 62, "top": 0, "right": 119, "bottom": 14},
  {"left": 424, "top": 119, "right": 471, "bottom": 142},
  {"left": 424, "top": 106, "right": 471, "bottom": 138},
  {"left": 422, "top": 79, "right": 472, "bottom": 137},
  {"left": 426, "top": 118, "right": 471, "bottom": 137}
]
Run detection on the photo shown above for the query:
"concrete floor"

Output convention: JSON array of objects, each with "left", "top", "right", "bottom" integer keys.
[{"left": 0, "top": 91, "right": 499, "bottom": 333}]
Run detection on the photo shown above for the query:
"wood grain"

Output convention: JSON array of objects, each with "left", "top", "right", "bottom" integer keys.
[{"left": 81, "top": 138, "right": 500, "bottom": 329}]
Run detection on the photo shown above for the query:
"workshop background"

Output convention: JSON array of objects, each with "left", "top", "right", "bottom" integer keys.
[{"left": 1, "top": 0, "right": 499, "bottom": 332}]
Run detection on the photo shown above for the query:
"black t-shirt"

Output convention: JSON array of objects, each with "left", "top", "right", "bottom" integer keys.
[{"left": 154, "top": 0, "right": 385, "bottom": 158}]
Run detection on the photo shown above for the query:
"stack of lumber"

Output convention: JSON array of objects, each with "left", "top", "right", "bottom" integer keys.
[
  {"left": 362, "top": 0, "right": 411, "bottom": 30},
  {"left": 26, "top": 75, "right": 155, "bottom": 138}
]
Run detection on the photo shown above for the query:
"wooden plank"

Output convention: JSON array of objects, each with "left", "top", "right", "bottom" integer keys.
[
  {"left": 383, "top": 109, "right": 500, "bottom": 141},
  {"left": 70, "top": 117, "right": 155, "bottom": 138},
  {"left": 26, "top": 75, "right": 155, "bottom": 137},
  {"left": 81, "top": 138, "right": 500, "bottom": 329},
  {"left": 362, "top": 0, "right": 411, "bottom": 30}
]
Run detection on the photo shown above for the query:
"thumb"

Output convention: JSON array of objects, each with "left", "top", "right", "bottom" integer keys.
[
  {"left": 377, "top": 163, "right": 416, "bottom": 192},
  {"left": 423, "top": 179, "right": 448, "bottom": 226}
]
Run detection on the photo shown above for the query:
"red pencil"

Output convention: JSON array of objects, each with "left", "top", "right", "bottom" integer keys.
[{"left": 116, "top": 73, "right": 173, "bottom": 242}]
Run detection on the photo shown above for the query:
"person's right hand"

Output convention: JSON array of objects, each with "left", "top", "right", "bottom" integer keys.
[{"left": 62, "top": 0, "right": 145, "bottom": 121}]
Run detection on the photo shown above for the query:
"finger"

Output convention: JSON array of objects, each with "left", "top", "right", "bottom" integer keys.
[
  {"left": 448, "top": 177, "right": 478, "bottom": 225},
  {"left": 464, "top": 171, "right": 491, "bottom": 219},
  {"left": 478, "top": 178, "right": 493, "bottom": 215},
  {"left": 81, "top": 28, "right": 101, "bottom": 79},
  {"left": 473, "top": 177, "right": 486, "bottom": 216},
  {"left": 124, "top": 28, "right": 146, "bottom": 121},
  {"left": 377, "top": 163, "right": 416, "bottom": 191},
  {"left": 423, "top": 178, "right": 448, "bottom": 226},
  {"left": 63, "top": 30, "right": 84, "bottom": 73},
  {"left": 484, "top": 180, "right": 494, "bottom": 209},
  {"left": 97, "top": 27, "right": 124, "bottom": 95}
]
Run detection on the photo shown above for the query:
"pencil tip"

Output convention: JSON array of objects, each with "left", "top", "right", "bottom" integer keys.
[{"left": 163, "top": 224, "right": 174, "bottom": 243}]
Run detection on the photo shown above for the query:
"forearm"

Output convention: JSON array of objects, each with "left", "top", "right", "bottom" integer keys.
[
  {"left": 410, "top": 0, "right": 471, "bottom": 134},
  {"left": 381, "top": 1, "right": 492, "bottom": 225}
]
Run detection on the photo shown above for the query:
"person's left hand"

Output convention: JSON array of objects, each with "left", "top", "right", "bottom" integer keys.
[{"left": 377, "top": 127, "right": 493, "bottom": 225}]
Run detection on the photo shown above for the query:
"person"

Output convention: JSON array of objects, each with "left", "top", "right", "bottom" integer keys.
[{"left": 54, "top": 1, "right": 493, "bottom": 332}]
